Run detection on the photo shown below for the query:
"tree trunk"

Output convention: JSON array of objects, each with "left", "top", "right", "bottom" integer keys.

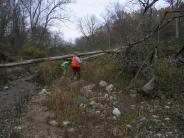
[
  {"left": 176, "top": 17, "right": 179, "bottom": 38},
  {"left": 0, "top": 49, "right": 121, "bottom": 68}
]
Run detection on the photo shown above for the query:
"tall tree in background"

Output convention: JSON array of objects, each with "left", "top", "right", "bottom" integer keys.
[
  {"left": 102, "top": 8, "right": 113, "bottom": 49},
  {"left": 165, "top": 0, "right": 184, "bottom": 38},
  {"left": 20, "top": 0, "right": 72, "bottom": 47},
  {"left": 78, "top": 15, "right": 99, "bottom": 48},
  {"left": 0, "top": 0, "right": 12, "bottom": 40},
  {"left": 112, "top": 2, "right": 126, "bottom": 44}
]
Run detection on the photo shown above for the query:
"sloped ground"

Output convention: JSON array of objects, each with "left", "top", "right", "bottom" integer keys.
[
  {"left": 19, "top": 77, "right": 184, "bottom": 138},
  {"left": 16, "top": 55, "right": 184, "bottom": 138}
]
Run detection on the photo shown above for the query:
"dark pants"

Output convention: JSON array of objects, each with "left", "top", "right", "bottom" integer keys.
[{"left": 72, "top": 67, "right": 80, "bottom": 80}]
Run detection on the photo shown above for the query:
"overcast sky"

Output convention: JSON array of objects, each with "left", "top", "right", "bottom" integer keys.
[{"left": 50, "top": 0, "right": 168, "bottom": 42}]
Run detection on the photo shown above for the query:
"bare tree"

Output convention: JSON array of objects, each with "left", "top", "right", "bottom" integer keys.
[
  {"left": 0, "top": 0, "right": 12, "bottom": 40},
  {"left": 78, "top": 15, "right": 99, "bottom": 47},
  {"left": 20, "top": 0, "right": 72, "bottom": 46},
  {"left": 112, "top": 2, "right": 126, "bottom": 44},
  {"left": 137, "top": 0, "right": 159, "bottom": 14},
  {"left": 165, "top": 0, "right": 184, "bottom": 38},
  {"left": 0, "top": 0, "right": 26, "bottom": 48},
  {"left": 102, "top": 8, "right": 113, "bottom": 49}
]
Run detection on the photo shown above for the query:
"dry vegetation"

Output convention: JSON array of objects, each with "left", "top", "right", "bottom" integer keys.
[{"left": 36, "top": 50, "right": 184, "bottom": 137}]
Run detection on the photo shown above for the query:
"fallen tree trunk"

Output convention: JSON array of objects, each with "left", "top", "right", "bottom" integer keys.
[
  {"left": 0, "top": 48, "right": 121, "bottom": 68},
  {"left": 82, "top": 53, "right": 107, "bottom": 60}
]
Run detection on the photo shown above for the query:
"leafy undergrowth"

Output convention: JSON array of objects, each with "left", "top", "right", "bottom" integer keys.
[{"left": 43, "top": 54, "right": 184, "bottom": 137}]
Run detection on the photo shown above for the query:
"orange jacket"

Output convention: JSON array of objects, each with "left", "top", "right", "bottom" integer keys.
[{"left": 71, "top": 55, "right": 80, "bottom": 67}]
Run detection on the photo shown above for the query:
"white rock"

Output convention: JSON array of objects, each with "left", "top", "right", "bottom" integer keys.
[
  {"left": 42, "top": 90, "right": 51, "bottom": 95},
  {"left": 80, "top": 103, "right": 86, "bottom": 108},
  {"left": 42, "top": 88, "right": 47, "bottom": 93},
  {"left": 165, "top": 117, "right": 171, "bottom": 121},
  {"left": 63, "top": 121, "right": 70, "bottom": 126},
  {"left": 104, "top": 94, "right": 109, "bottom": 99},
  {"left": 89, "top": 101, "right": 96, "bottom": 106},
  {"left": 106, "top": 84, "right": 114, "bottom": 92},
  {"left": 46, "top": 91, "right": 51, "bottom": 95},
  {"left": 142, "top": 77, "right": 155, "bottom": 93},
  {"left": 152, "top": 115, "right": 159, "bottom": 119},
  {"left": 140, "top": 117, "right": 146, "bottom": 122},
  {"left": 49, "top": 120, "right": 58, "bottom": 127},
  {"left": 112, "top": 107, "right": 121, "bottom": 117},
  {"left": 3, "top": 86, "right": 9, "bottom": 90},
  {"left": 126, "top": 124, "right": 132, "bottom": 128},
  {"left": 14, "top": 126, "right": 22, "bottom": 130},
  {"left": 151, "top": 119, "right": 161, "bottom": 123},
  {"left": 99, "top": 80, "right": 108, "bottom": 88},
  {"left": 81, "top": 84, "right": 95, "bottom": 93},
  {"left": 164, "top": 105, "right": 170, "bottom": 109},
  {"left": 39, "top": 89, "right": 47, "bottom": 95}
]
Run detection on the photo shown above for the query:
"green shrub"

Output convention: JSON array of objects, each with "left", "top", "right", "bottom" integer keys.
[
  {"left": 0, "top": 41, "right": 12, "bottom": 52},
  {"left": 22, "top": 42, "right": 47, "bottom": 58},
  {"left": 37, "top": 61, "right": 61, "bottom": 85}
]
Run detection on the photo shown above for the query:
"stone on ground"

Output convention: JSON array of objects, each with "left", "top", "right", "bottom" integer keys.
[
  {"left": 112, "top": 107, "right": 121, "bottom": 117},
  {"left": 70, "top": 80, "right": 87, "bottom": 90},
  {"left": 81, "top": 84, "right": 96, "bottom": 97},
  {"left": 99, "top": 80, "right": 108, "bottom": 88},
  {"left": 142, "top": 77, "right": 155, "bottom": 93},
  {"left": 48, "top": 120, "right": 58, "bottom": 127},
  {"left": 106, "top": 84, "right": 114, "bottom": 92}
]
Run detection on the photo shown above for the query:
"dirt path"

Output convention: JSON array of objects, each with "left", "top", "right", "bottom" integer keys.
[
  {"left": 0, "top": 76, "right": 38, "bottom": 137},
  {"left": 20, "top": 89, "right": 63, "bottom": 137}
]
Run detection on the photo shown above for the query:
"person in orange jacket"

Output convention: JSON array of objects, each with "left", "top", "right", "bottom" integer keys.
[{"left": 71, "top": 52, "right": 82, "bottom": 80}]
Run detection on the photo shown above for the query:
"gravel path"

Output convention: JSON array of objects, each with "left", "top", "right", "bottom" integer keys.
[{"left": 0, "top": 76, "right": 38, "bottom": 137}]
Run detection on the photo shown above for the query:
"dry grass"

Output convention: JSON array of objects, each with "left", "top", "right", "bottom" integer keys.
[
  {"left": 45, "top": 78, "right": 88, "bottom": 123},
  {"left": 37, "top": 61, "right": 61, "bottom": 85},
  {"left": 43, "top": 54, "right": 184, "bottom": 137},
  {"left": 82, "top": 55, "right": 117, "bottom": 83}
]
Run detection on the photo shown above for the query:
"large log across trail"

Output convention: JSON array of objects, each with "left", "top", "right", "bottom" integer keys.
[{"left": 0, "top": 48, "right": 121, "bottom": 68}]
